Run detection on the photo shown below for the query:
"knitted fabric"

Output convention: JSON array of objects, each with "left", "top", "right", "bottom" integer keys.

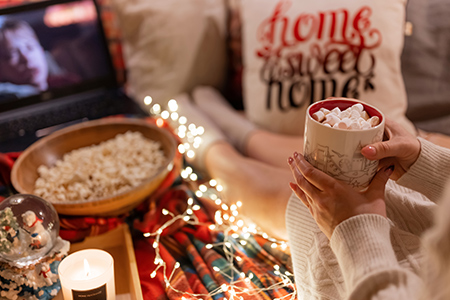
[{"left": 286, "top": 138, "right": 450, "bottom": 299}]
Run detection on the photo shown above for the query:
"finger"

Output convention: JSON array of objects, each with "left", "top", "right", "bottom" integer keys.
[
  {"left": 289, "top": 182, "right": 309, "bottom": 207},
  {"left": 289, "top": 156, "right": 314, "bottom": 191},
  {"left": 293, "top": 152, "right": 334, "bottom": 192},
  {"left": 377, "top": 157, "right": 396, "bottom": 170},
  {"left": 361, "top": 119, "right": 412, "bottom": 161},
  {"left": 289, "top": 161, "right": 318, "bottom": 199},
  {"left": 325, "top": 96, "right": 360, "bottom": 102},
  {"left": 290, "top": 183, "right": 316, "bottom": 217},
  {"left": 289, "top": 157, "right": 317, "bottom": 198},
  {"left": 361, "top": 138, "right": 405, "bottom": 161},
  {"left": 367, "top": 165, "right": 394, "bottom": 196},
  {"left": 288, "top": 157, "right": 306, "bottom": 185}
]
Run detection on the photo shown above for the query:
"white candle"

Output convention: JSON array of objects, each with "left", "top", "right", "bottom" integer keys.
[{"left": 58, "top": 249, "right": 116, "bottom": 300}]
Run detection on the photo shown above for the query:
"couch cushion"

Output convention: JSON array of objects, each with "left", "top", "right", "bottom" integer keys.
[
  {"left": 109, "top": 0, "right": 228, "bottom": 110},
  {"left": 402, "top": 0, "right": 450, "bottom": 135}
]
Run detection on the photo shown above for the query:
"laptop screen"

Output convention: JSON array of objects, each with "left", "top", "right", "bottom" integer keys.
[{"left": 0, "top": 0, "right": 117, "bottom": 113}]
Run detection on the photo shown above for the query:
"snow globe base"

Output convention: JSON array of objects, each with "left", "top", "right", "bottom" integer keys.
[{"left": 0, "top": 194, "right": 70, "bottom": 300}]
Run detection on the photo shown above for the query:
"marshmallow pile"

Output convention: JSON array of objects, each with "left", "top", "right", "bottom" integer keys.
[{"left": 312, "top": 103, "right": 380, "bottom": 130}]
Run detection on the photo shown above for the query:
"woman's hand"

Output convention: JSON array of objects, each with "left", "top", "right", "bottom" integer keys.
[
  {"left": 287, "top": 152, "right": 393, "bottom": 239},
  {"left": 361, "top": 119, "right": 421, "bottom": 181}
]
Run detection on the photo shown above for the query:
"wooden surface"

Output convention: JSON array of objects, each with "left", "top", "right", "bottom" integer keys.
[{"left": 55, "top": 224, "right": 143, "bottom": 300}]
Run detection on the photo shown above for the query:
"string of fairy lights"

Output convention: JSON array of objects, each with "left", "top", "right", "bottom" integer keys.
[{"left": 141, "top": 96, "right": 297, "bottom": 300}]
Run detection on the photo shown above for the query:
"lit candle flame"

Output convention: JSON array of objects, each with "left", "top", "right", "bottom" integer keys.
[{"left": 84, "top": 259, "right": 90, "bottom": 277}]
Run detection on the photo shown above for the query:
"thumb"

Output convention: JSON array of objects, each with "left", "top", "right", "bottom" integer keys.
[
  {"left": 361, "top": 139, "right": 401, "bottom": 161},
  {"left": 367, "top": 165, "right": 394, "bottom": 194}
]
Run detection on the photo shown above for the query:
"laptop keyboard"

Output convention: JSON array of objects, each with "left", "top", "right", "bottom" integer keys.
[{"left": 0, "top": 91, "right": 145, "bottom": 152}]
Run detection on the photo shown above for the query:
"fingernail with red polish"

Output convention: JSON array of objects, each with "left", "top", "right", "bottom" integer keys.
[
  {"left": 288, "top": 157, "right": 293, "bottom": 164},
  {"left": 364, "top": 146, "right": 377, "bottom": 156},
  {"left": 293, "top": 152, "right": 298, "bottom": 158},
  {"left": 385, "top": 165, "right": 395, "bottom": 176}
]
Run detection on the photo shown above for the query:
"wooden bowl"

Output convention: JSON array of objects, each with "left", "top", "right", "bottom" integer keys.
[{"left": 11, "top": 118, "right": 177, "bottom": 216}]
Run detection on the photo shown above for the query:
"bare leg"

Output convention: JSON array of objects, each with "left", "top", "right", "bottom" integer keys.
[
  {"left": 205, "top": 141, "right": 293, "bottom": 240},
  {"left": 175, "top": 94, "right": 293, "bottom": 240},
  {"left": 192, "top": 86, "right": 304, "bottom": 170},
  {"left": 418, "top": 129, "right": 450, "bottom": 149},
  {"left": 245, "top": 130, "right": 304, "bottom": 170}
]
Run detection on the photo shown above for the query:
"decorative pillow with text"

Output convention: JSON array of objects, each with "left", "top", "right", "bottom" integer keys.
[{"left": 240, "top": 0, "right": 415, "bottom": 135}]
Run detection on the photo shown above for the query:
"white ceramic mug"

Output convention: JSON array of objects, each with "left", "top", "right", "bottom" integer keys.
[{"left": 303, "top": 98, "right": 385, "bottom": 190}]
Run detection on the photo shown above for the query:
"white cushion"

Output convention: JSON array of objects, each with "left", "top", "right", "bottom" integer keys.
[
  {"left": 240, "top": 0, "right": 415, "bottom": 135},
  {"left": 110, "top": 0, "right": 228, "bottom": 109}
]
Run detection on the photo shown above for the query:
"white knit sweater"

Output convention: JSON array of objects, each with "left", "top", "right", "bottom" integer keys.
[{"left": 286, "top": 138, "right": 450, "bottom": 299}]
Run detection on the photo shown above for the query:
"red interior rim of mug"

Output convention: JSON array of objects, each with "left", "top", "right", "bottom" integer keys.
[{"left": 309, "top": 99, "right": 383, "bottom": 121}]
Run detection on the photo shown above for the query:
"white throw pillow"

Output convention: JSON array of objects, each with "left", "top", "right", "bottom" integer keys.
[
  {"left": 240, "top": 0, "right": 415, "bottom": 135},
  {"left": 109, "top": 0, "right": 228, "bottom": 109}
]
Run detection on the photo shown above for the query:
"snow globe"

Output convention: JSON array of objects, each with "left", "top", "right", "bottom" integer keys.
[{"left": 0, "top": 194, "right": 70, "bottom": 300}]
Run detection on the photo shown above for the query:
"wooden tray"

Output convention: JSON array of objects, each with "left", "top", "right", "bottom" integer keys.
[{"left": 55, "top": 224, "right": 143, "bottom": 300}]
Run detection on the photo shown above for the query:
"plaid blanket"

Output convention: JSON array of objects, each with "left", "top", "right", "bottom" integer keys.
[
  {"left": 0, "top": 117, "right": 296, "bottom": 300},
  {"left": 133, "top": 184, "right": 295, "bottom": 300}
]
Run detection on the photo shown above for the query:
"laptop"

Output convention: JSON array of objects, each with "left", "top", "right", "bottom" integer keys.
[{"left": 0, "top": 0, "right": 147, "bottom": 153}]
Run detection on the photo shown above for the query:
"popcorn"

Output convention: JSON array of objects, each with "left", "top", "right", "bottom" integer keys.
[
  {"left": 313, "top": 103, "right": 380, "bottom": 130},
  {"left": 33, "top": 131, "right": 166, "bottom": 202}
]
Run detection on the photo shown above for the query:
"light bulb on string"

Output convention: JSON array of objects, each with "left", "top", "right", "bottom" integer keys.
[{"left": 143, "top": 96, "right": 296, "bottom": 300}]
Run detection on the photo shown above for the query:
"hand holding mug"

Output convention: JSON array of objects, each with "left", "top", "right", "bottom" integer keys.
[
  {"left": 361, "top": 118, "right": 421, "bottom": 181},
  {"left": 288, "top": 152, "right": 393, "bottom": 239}
]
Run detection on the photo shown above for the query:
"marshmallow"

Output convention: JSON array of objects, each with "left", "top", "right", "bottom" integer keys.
[
  {"left": 337, "top": 117, "right": 352, "bottom": 129},
  {"left": 350, "top": 109, "right": 361, "bottom": 120},
  {"left": 351, "top": 103, "right": 364, "bottom": 113},
  {"left": 331, "top": 107, "right": 341, "bottom": 116},
  {"left": 360, "top": 121, "right": 371, "bottom": 130},
  {"left": 314, "top": 103, "right": 380, "bottom": 131},
  {"left": 340, "top": 110, "right": 350, "bottom": 119},
  {"left": 320, "top": 108, "right": 331, "bottom": 115},
  {"left": 357, "top": 117, "right": 366, "bottom": 126},
  {"left": 312, "top": 111, "right": 325, "bottom": 122},
  {"left": 349, "top": 120, "right": 361, "bottom": 130},
  {"left": 324, "top": 113, "right": 340, "bottom": 126},
  {"left": 368, "top": 116, "right": 380, "bottom": 127},
  {"left": 361, "top": 111, "right": 369, "bottom": 120}
]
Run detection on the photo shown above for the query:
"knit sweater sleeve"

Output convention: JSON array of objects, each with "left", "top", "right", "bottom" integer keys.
[
  {"left": 397, "top": 138, "right": 450, "bottom": 202},
  {"left": 330, "top": 214, "right": 423, "bottom": 300}
]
